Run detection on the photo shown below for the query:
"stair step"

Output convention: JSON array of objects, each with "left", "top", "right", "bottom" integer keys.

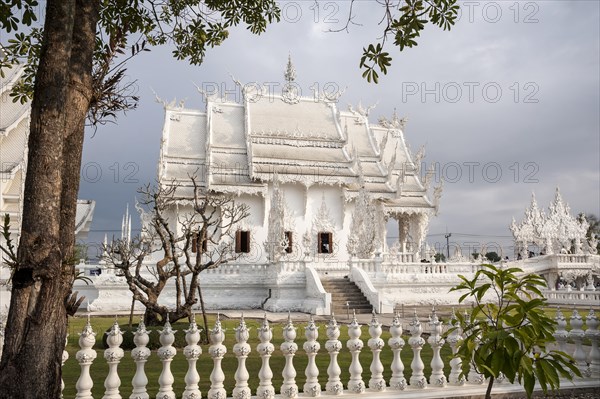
[{"left": 323, "top": 278, "right": 373, "bottom": 315}]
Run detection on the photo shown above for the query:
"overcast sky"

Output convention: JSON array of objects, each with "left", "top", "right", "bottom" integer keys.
[{"left": 77, "top": 1, "right": 600, "bottom": 258}]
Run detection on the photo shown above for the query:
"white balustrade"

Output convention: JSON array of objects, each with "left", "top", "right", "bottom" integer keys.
[
  {"left": 256, "top": 314, "right": 275, "bottom": 399},
  {"left": 408, "top": 310, "right": 427, "bottom": 389},
  {"left": 130, "top": 320, "right": 151, "bottom": 399},
  {"left": 303, "top": 315, "right": 321, "bottom": 397},
  {"left": 280, "top": 313, "right": 299, "bottom": 399},
  {"left": 60, "top": 310, "right": 600, "bottom": 399},
  {"left": 388, "top": 312, "right": 406, "bottom": 390},
  {"left": 446, "top": 310, "right": 464, "bottom": 386},
  {"left": 346, "top": 311, "right": 365, "bottom": 393},
  {"left": 569, "top": 309, "right": 587, "bottom": 374},
  {"left": 183, "top": 315, "right": 202, "bottom": 399},
  {"left": 428, "top": 308, "right": 446, "bottom": 387},
  {"left": 157, "top": 317, "right": 177, "bottom": 399},
  {"left": 325, "top": 314, "right": 343, "bottom": 395},
  {"left": 232, "top": 314, "right": 251, "bottom": 399},
  {"left": 585, "top": 309, "right": 600, "bottom": 377},
  {"left": 103, "top": 320, "right": 124, "bottom": 399},
  {"left": 367, "top": 312, "right": 386, "bottom": 392},
  {"left": 208, "top": 314, "right": 227, "bottom": 399},
  {"left": 76, "top": 316, "right": 98, "bottom": 399}
]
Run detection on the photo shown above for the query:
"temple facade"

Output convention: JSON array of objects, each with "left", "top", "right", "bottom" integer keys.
[{"left": 157, "top": 59, "right": 441, "bottom": 266}]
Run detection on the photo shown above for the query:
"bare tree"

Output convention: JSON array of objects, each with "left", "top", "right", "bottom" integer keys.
[{"left": 103, "top": 177, "right": 249, "bottom": 329}]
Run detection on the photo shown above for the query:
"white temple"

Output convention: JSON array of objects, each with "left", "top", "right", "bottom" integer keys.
[
  {"left": 510, "top": 188, "right": 596, "bottom": 258},
  {"left": 51, "top": 60, "right": 599, "bottom": 315},
  {"left": 158, "top": 57, "right": 441, "bottom": 265}
]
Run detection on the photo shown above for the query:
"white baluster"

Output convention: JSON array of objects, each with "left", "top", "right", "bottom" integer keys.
[
  {"left": 303, "top": 315, "right": 321, "bottom": 397},
  {"left": 428, "top": 308, "right": 446, "bottom": 387},
  {"left": 325, "top": 314, "right": 343, "bottom": 395},
  {"left": 447, "top": 309, "right": 464, "bottom": 386},
  {"left": 257, "top": 314, "right": 275, "bottom": 399},
  {"left": 367, "top": 311, "right": 386, "bottom": 391},
  {"left": 553, "top": 307, "right": 568, "bottom": 353},
  {"left": 408, "top": 310, "right": 427, "bottom": 389},
  {"left": 388, "top": 312, "right": 407, "bottom": 390},
  {"left": 280, "top": 313, "right": 299, "bottom": 399},
  {"left": 569, "top": 309, "right": 587, "bottom": 375},
  {"left": 61, "top": 335, "right": 69, "bottom": 398},
  {"left": 347, "top": 310, "right": 365, "bottom": 394},
  {"left": 208, "top": 314, "right": 227, "bottom": 399},
  {"left": 130, "top": 320, "right": 151, "bottom": 399},
  {"left": 157, "top": 316, "right": 177, "bottom": 399},
  {"left": 103, "top": 320, "right": 124, "bottom": 399},
  {"left": 183, "top": 314, "right": 202, "bottom": 399},
  {"left": 466, "top": 311, "right": 484, "bottom": 385},
  {"left": 76, "top": 316, "right": 97, "bottom": 399},
  {"left": 585, "top": 309, "right": 600, "bottom": 377},
  {"left": 233, "top": 314, "right": 251, "bottom": 399}
]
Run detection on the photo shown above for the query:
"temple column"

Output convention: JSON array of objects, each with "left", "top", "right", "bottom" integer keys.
[{"left": 398, "top": 215, "right": 409, "bottom": 252}]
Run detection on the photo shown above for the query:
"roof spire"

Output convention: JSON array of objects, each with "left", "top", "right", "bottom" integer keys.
[{"left": 284, "top": 53, "right": 296, "bottom": 83}]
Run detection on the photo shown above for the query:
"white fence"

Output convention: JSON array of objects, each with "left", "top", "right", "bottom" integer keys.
[{"left": 52, "top": 309, "right": 600, "bottom": 399}]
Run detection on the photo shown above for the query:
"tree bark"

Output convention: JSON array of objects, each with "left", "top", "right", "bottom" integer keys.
[
  {"left": 59, "top": 0, "right": 100, "bottom": 316},
  {"left": 0, "top": 1, "right": 75, "bottom": 397}
]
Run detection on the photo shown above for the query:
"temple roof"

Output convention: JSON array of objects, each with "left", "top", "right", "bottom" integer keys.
[{"left": 159, "top": 72, "right": 437, "bottom": 214}]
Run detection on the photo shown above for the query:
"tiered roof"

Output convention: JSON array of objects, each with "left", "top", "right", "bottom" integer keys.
[{"left": 159, "top": 69, "right": 438, "bottom": 216}]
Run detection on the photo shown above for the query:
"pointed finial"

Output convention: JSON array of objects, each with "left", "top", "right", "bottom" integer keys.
[{"left": 284, "top": 53, "right": 296, "bottom": 83}]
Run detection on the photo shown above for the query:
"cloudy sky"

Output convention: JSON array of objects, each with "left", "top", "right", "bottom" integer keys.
[{"left": 77, "top": 1, "right": 599, "bottom": 258}]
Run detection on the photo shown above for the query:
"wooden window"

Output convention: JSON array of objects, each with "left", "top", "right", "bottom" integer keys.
[
  {"left": 235, "top": 230, "right": 251, "bottom": 253},
  {"left": 318, "top": 232, "right": 333, "bottom": 254},
  {"left": 284, "top": 231, "right": 293, "bottom": 254},
  {"left": 191, "top": 232, "right": 208, "bottom": 253}
]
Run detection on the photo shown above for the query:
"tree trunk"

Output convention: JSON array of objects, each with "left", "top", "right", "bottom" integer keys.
[
  {"left": 485, "top": 375, "right": 494, "bottom": 399},
  {"left": 0, "top": 1, "right": 75, "bottom": 397},
  {"left": 60, "top": 0, "right": 100, "bottom": 304},
  {"left": 197, "top": 285, "right": 209, "bottom": 344}
]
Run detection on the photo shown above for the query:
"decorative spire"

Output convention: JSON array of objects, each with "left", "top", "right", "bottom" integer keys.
[{"left": 284, "top": 54, "right": 296, "bottom": 83}]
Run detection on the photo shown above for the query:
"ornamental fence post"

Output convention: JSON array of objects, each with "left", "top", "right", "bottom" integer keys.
[
  {"left": 208, "top": 314, "right": 227, "bottom": 399},
  {"left": 280, "top": 313, "right": 299, "bottom": 399},
  {"left": 156, "top": 316, "right": 177, "bottom": 399},
  {"left": 346, "top": 310, "right": 365, "bottom": 394},
  {"left": 303, "top": 315, "right": 321, "bottom": 397},
  {"left": 428, "top": 308, "right": 446, "bottom": 388},
  {"left": 103, "top": 320, "right": 124, "bottom": 399},
  {"left": 570, "top": 309, "right": 587, "bottom": 375},
  {"left": 408, "top": 310, "right": 426, "bottom": 389},
  {"left": 367, "top": 312, "right": 386, "bottom": 392},
  {"left": 183, "top": 314, "right": 202, "bottom": 399},
  {"left": 257, "top": 314, "right": 275, "bottom": 399},
  {"left": 75, "top": 316, "right": 97, "bottom": 399},
  {"left": 232, "top": 314, "right": 251, "bottom": 399},
  {"left": 325, "top": 314, "right": 343, "bottom": 395},
  {"left": 130, "top": 320, "right": 151, "bottom": 399},
  {"left": 388, "top": 312, "right": 406, "bottom": 391}
]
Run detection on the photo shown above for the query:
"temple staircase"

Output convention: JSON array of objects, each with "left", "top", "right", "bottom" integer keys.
[{"left": 321, "top": 278, "right": 373, "bottom": 315}]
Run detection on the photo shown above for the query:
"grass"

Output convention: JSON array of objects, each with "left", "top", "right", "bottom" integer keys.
[{"left": 62, "top": 314, "right": 451, "bottom": 398}]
